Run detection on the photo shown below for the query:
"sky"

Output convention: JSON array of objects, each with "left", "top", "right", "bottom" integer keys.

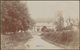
[{"left": 21, "top": 1, "right": 79, "bottom": 22}]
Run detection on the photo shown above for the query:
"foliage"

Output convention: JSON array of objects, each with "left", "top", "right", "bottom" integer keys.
[
  {"left": 1, "top": 1, "right": 34, "bottom": 34},
  {"left": 55, "top": 12, "right": 64, "bottom": 31},
  {"left": 42, "top": 30, "right": 79, "bottom": 48}
]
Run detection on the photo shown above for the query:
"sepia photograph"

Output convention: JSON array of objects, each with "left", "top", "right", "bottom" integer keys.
[{"left": 1, "top": 1, "right": 79, "bottom": 50}]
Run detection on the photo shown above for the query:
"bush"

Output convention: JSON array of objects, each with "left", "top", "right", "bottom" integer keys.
[
  {"left": 41, "top": 30, "right": 79, "bottom": 48},
  {"left": 1, "top": 32, "right": 32, "bottom": 49}
]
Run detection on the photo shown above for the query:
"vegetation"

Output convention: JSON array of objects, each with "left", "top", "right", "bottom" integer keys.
[
  {"left": 55, "top": 12, "right": 64, "bottom": 31},
  {"left": 41, "top": 12, "right": 79, "bottom": 49},
  {"left": 1, "top": 1, "right": 34, "bottom": 34},
  {"left": 1, "top": 1, "right": 34, "bottom": 49}
]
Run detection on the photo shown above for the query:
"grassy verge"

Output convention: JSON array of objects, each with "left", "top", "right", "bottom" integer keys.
[
  {"left": 41, "top": 30, "right": 79, "bottom": 49},
  {"left": 1, "top": 31, "right": 32, "bottom": 49}
]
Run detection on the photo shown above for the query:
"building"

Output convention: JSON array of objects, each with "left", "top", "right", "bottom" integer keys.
[{"left": 33, "top": 22, "right": 56, "bottom": 32}]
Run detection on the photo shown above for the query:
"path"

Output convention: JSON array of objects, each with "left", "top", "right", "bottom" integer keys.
[{"left": 24, "top": 31, "right": 64, "bottom": 49}]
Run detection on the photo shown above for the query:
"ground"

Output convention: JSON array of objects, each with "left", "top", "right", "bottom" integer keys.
[
  {"left": 23, "top": 31, "right": 64, "bottom": 49},
  {"left": 1, "top": 30, "right": 65, "bottom": 49},
  {"left": 25, "top": 33, "right": 64, "bottom": 49}
]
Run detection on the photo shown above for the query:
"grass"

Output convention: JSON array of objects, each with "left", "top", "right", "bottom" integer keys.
[
  {"left": 41, "top": 30, "right": 79, "bottom": 49},
  {"left": 1, "top": 31, "right": 32, "bottom": 49}
]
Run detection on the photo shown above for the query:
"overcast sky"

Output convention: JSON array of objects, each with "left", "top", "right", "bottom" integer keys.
[{"left": 22, "top": 1, "right": 79, "bottom": 22}]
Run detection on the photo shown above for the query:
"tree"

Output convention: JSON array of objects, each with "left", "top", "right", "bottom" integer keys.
[
  {"left": 65, "top": 17, "right": 74, "bottom": 30},
  {"left": 1, "top": 1, "right": 34, "bottom": 34},
  {"left": 55, "top": 11, "right": 64, "bottom": 31}
]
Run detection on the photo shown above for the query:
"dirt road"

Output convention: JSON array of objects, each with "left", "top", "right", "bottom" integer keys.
[{"left": 25, "top": 32, "right": 64, "bottom": 49}]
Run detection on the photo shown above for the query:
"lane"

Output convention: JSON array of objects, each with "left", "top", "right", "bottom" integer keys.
[{"left": 25, "top": 32, "right": 64, "bottom": 49}]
